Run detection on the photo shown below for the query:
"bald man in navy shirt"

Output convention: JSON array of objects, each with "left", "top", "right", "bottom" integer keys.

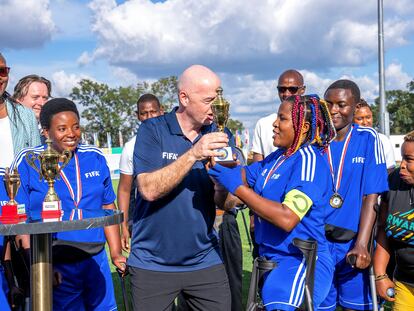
[{"left": 128, "top": 65, "right": 234, "bottom": 311}]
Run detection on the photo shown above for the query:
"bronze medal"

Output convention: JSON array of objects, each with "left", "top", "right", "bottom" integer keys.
[{"left": 330, "top": 193, "right": 343, "bottom": 208}]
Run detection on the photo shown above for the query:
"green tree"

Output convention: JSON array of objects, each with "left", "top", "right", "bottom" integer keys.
[
  {"left": 149, "top": 76, "right": 178, "bottom": 112},
  {"left": 227, "top": 118, "right": 244, "bottom": 133},
  {"left": 373, "top": 80, "right": 414, "bottom": 134},
  {"left": 71, "top": 77, "right": 178, "bottom": 146},
  {"left": 71, "top": 80, "right": 140, "bottom": 146}
]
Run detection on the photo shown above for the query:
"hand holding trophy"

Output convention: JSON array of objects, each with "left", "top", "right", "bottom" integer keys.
[
  {"left": 211, "top": 87, "right": 236, "bottom": 166},
  {"left": 25, "top": 139, "right": 71, "bottom": 218},
  {"left": 0, "top": 168, "right": 27, "bottom": 223}
]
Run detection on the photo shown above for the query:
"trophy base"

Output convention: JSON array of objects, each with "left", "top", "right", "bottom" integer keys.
[
  {"left": 0, "top": 204, "right": 27, "bottom": 223},
  {"left": 42, "top": 201, "right": 63, "bottom": 219},
  {"left": 214, "top": 146, "right": 237, "bottom": 167}
]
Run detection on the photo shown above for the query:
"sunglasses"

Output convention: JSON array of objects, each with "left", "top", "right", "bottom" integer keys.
[
  {"left": 0, "top": 67, "right": 10, "bottom": 77},
  {"left": 277, "top": 86, "right": 303, "bottom": 93}
]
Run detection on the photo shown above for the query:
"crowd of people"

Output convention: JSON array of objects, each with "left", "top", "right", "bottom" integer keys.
[{"left": 0, "top": 51, "right": 413, "bottom": 311}]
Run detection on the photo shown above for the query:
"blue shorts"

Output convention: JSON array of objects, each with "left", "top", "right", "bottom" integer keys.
[
  {"left": 53, "top": 249, "right": 117, "bottom": 311},
  {"left": 261, "top": 251, "right": 333, "bottom": 311},
  {"left": 319, "top": 240, "right": 372, "bottom": 311}
]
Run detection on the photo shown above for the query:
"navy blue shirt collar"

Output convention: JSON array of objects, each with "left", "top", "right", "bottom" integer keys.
[{"left": 165, "top": 106, "right": 218, "bottom": 140}]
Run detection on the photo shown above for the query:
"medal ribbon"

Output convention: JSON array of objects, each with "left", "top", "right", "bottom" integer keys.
[
  {"left": 59, "top": 153, "right": 83, "bottom": 220},
  {"left": 262, "top": 155, "right": 287, "bottom": 189},
  {"left": 327, "top": 126, "right": 353, "bottom": 192}
]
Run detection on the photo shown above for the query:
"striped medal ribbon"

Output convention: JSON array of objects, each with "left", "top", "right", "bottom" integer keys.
[
  {"left": 327, "top": 126, "right": 353, "bottom": 208},
  {"left": 60, "top": 153, "right": 83, "bottom": 220}
]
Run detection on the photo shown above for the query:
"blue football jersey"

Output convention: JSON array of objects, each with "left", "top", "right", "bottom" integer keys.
[
  {"left": 324, "top": 125, "right": 389, "bottom": 232},
  {"left": 245, "top": 144, "right": 332, "bottom": 256},
  {"left": 11, "top": 144, "right": 116, "bottom": 243}
]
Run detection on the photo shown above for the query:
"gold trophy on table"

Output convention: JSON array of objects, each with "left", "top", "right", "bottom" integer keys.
[
  {"left": 0, "top": 168, "right": 27, "bottom": 223},
  {"left": 211, "top": 87, "right": 237, "bottom": 165},
  {"left": 26, "top": 139, "right": 71, "bottom": 218}
]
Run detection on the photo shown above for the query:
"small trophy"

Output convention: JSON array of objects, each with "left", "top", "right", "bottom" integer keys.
[
  {"left": 26, "top": 139, "right": 71, "bottom": 218},
  {"left": 0, "top": 168, "right": 27, "bottom": 223},
  {"left": 211, "top": 87, "right": 235, "bottom": 164}
]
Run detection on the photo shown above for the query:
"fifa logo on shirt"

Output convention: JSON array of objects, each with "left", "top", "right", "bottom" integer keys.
[
  {"left": 85, "top": 171, "right": 100, "bottom": 178},
  {"left": 271, "top": 174, "right": 280, "bottom": 180},
  {"left": 352, "top": 157, "right": 365, "bottom": 164},
  {"left": 162, "top": 152, "right": 178, "bottom": 160}
]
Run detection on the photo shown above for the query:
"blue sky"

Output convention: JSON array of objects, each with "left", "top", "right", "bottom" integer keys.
[{"left": 1, "top": 0, "right": 413, "bottom": 132}]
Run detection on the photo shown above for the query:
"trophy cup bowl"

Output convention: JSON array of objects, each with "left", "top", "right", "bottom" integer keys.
[
  {"left": 0, "top": 167, "right": 27, "bottom": 223},
  {"left": 25, "top": 139, "right": 71, "bottom": 218},
  {"left": 211, "top": 87, "right": 235, "bottom": 165}
]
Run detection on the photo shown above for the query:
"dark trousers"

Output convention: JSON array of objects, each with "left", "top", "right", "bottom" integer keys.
[
  {"left": 130, "top": 264, "right": 231, "bottom": 311},
  {"left": 219, "top": 212, "right": 243, "bottom": 311}
]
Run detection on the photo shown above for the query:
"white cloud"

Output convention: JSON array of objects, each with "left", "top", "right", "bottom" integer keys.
[
  {"left": 385, "top": 63, "right": 412, "bottom": 90},
  {"left": 51, "top": 70, "right": 92, "bottom": 97},
  {"left": 83, "top": 0, "right": 414, "bottom": 78},
  {"left": 0, "top": 0, "right": 55, "bottom": 49}
]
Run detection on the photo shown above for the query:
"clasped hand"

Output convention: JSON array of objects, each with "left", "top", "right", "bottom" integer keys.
[{"left": 346, "top": 244, "right": 371, "bottom": 269}]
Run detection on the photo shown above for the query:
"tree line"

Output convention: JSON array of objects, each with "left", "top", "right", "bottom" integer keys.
[{"left": 71, "top": 77, "right": 244, "bottom": 147}]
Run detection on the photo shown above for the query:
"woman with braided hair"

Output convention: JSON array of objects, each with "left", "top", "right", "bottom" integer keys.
[{"left": 209, "top": 95, "right": 336, "bottom": 310}]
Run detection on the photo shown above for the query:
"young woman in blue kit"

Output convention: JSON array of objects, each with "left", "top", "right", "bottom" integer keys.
[
  {"left": 12, "top": 98, "right": 126, "bottom": 310},
  {"left": 209, "top": 95, "right": 336, "bottom": 310}
]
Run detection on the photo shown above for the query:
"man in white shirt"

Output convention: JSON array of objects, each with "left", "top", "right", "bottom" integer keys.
[
  {"left": 117, "top": 94, "right": 163, "bottom": 251},
  {"left": 353, "top": 99, "right": 396, "bottom": 172},
  {"left": 251, "top": 69, "right": 306, "bottom": 162}
]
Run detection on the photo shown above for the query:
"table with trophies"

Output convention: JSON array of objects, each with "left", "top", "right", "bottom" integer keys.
[{"left": 0, "top": 141, "right": 123, "bottom": 311}]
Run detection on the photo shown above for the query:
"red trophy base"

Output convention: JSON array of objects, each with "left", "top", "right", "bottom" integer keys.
[
  {"left": 0, "top": 204, "right": 27, "bottom": 223},
  {"left": 41, "top": 201, "right": 63, "bottom": 219}
]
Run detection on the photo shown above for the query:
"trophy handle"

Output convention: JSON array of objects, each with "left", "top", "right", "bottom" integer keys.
[
  {"left": 25, "top": 152, "right": 42, "bottom": 180},
  {"left": 59, "top": 150, "right": 72, "bottom": 171}
]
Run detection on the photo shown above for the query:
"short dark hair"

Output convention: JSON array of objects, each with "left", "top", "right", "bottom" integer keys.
[
  {"left": 404, "top": 130, "right": 414, "bottom": 142},
  {"left": 325, "top": 79, "right": 361, "bottom": 104},
  {"left": 13, "top": 74, "right": 52, "bottom": 100},
  {"left": 355, "top": 98, "right": 372, "bottom": 112},
  {"left": 137, "top": 93, "right": 160, "bottom": 108},
  {"left": 40, "top": 98, "right": 79, "bottom": 129}
]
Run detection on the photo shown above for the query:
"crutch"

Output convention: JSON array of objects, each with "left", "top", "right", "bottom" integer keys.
[
  {"left": 347, "top": 204, "right": 380, "bottom": 311},
  {"left": 292, "top": 238, "right": 318, "bottom": 311},
  {"left": 246, "top": 257, "right": 277, "bottom": 311},
  {"left": 116, "top": 267, "right": 130, "bottom": 311},
  {"left": 237, "top": 204, "right": 253, "bottom": 252}
]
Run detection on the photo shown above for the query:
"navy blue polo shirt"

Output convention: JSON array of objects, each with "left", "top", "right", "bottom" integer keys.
[{"left": 128, "top": 107, "right": 235, "bottom": 272}]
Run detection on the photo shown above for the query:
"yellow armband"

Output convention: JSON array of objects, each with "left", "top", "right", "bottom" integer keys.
[{"left": 283, "top": 189, "right": 313, "bottom": 220}]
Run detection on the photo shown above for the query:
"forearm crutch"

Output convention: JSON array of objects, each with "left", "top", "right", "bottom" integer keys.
[
  {"left": 237, "top": 204, "right": 253, "bottom": 252},
  {"left": 292, "top": 238, "right": 318, "bottom": 311},
  {"left": 117, "top": 267, "right": 130, "bottom": 311},
  {"left": 246, "top": 257, "right": 277, "bottom": 311},
  {"left": 348, "top": 204, "right": 380, "bottom": 311}
]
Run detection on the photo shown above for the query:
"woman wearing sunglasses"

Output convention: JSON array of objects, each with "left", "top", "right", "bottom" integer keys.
[
  {"left": 0, "top": 53, "right": 40, "bottom": 168},
  {"left": 0, "top": 53, "right": 41, "bottom": 309}
]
